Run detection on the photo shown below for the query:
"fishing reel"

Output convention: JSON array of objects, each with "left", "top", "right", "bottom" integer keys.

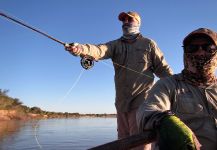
[
  {"left": 65, "top": 43, "right": 95, "bottom": 70},
  {"left": 80, "top": 55, "right": 95, "bottom": 70}
]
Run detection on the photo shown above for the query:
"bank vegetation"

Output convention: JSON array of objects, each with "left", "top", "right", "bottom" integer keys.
[{"left": 0, "top": 89, "right": 116, "bottom": 121}]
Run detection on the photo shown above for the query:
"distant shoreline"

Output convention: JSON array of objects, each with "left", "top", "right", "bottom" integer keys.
[
  {"left": 0, "top": 91, "right": 116, "bottom": 121},
  {"left": 0, "top": 110, "right": 116, "bottom": 121}
]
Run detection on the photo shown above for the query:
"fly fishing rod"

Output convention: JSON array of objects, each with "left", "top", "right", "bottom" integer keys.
[{"left": 0, "top": 11, "right": 94, "bottom": 70}]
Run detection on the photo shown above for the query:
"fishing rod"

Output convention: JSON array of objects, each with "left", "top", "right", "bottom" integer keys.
[
  {"left": 0, "top": 11, "right": 154, "bottom": 78},
  {"left": 0, "top": 11, "right": 94, "bottom": 70}
]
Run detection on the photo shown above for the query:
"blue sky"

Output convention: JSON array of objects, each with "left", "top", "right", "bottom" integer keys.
[{"left": 1, "top": 0, "right": 217, "bottom": 114}]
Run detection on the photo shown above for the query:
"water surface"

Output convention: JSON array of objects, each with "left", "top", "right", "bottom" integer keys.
[{"left": 0, "top": 118, "right": 117, "bottom": 150}]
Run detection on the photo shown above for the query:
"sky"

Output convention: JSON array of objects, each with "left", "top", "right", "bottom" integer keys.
[{"left": 0, "top": 0, "right": 217, "bottom": 114}]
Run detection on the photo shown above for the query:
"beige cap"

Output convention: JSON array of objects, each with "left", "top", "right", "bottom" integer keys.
[
  {"left": 183, "top": 28, "right": 217, "bottom": 46},
  {"left": 118, "top": 11, "right": 141, "bottom": 24}
]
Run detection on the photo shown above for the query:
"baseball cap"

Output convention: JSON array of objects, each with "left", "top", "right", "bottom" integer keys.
[
  {"left": 118, "top": 11, "right": 141, "bottom": 24},
  {"left": 183, "top": 28, "right": 217, "bottom": 46}
]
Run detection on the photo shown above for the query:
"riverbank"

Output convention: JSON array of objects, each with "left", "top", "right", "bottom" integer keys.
[
  {"left": 0, "top": 110, "right": 47, "bottom": 121},
  {"left": 0, "top": 91, "right": 116, "bottom": 121},
  {"left": 0, "top": 110, "right": 116, "bottom": 121}
]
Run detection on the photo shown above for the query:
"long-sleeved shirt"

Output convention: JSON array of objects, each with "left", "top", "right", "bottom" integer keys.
[
  {"left": 137, "top": 73, "right": 217, "bottom": 150},
  {"left": 73, "top": 34, "right": 173, "bottom": 112}
]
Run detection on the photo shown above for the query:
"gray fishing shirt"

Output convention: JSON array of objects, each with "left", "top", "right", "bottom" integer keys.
[
  {"left": 137, "top": 73, "right": 217, "bottom": 150},
  {"left": 74, "top": 35, "right": 173, "bottom": 112}
]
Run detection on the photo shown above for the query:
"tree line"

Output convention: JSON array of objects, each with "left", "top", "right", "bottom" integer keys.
[{"left": 0, "top": 89, "right": 116, "bottom": 118}]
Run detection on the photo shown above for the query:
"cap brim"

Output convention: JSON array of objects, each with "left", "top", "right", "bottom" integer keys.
[
  {"left": 118, "top": 12, "right": 134, "bottom": 21},
  {"left": 183, "top": 28, "right": 217, "bottom": 46},
  {"left": 183, "top": 33, "right": 216, "bottom": 45}
]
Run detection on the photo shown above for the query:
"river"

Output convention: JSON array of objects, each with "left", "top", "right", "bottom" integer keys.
[{"left": 0, "top": 118, "right": 117, "bottom": 150}]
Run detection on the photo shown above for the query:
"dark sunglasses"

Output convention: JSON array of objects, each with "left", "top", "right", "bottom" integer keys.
[
  {"left": 183, "top": 44, "right": 217, "bottom": 53},
  {"left": 123, "top": 17, "right": 134, "bottom": 22}
]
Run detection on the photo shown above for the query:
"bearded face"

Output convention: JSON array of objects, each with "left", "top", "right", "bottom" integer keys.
[
  {"left": 121, "top": 16, "right": 140, "bottom": 36},
  {"left": 182, "top": 36, "right": 217, "bottom": 87},
  {"left": 183, "top": 36, "right": 217, "bottom": 75}
]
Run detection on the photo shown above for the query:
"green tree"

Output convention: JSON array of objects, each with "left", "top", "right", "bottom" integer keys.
[
  {"left": 30, "top": 107, "right": 42, "bottom": 114},
  {"left": 12, "top": 98, "right": 23, "bottom": 106}
]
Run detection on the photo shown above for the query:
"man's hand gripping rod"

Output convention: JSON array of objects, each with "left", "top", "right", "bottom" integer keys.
[{"left": 0, "top": 11, "right": 94, "bottom": 70}]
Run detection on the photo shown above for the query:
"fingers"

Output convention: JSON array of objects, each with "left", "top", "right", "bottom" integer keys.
[
  {"left": 64, "top": 43, "right": 76, "bottom": 51},
  {"left": 64, "top": 43, "right": 82, "bottom": 56}
]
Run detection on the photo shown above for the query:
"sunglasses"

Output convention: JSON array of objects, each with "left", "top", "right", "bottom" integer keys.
[
  {"left": 183, "top": 44, "right": 217, "bottom": 53},
  {"left": 122, "top": 17, "right": 135, "bottom": 23}
]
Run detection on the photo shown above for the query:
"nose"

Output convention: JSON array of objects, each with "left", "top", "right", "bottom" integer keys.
[
  {"left": 196, "top": 46, "right": 205, "bottom": 55},
  {"left": 198, "top": 45, "right": 203, "bottom": 50},
  {"left": 123, "top": 19, "right": 129, "bottom": 24}
]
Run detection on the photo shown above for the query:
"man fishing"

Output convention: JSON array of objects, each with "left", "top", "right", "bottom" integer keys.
[
  {"left": 137, "top": 28, "right": 217, "bottom": 150},
  {"left": 65, "top": 11, "right": 173, "bottom": 150}
]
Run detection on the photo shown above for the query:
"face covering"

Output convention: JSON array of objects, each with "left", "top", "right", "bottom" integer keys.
[
  {"left": 182, "top": 51, "right": 217, "bottom": 87},
  {"left": 122, "top": 23, "right": 140, "bottom": 40}
]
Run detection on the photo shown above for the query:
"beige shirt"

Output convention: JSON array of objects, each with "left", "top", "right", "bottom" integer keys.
[
  {"left": 74, "top": 35, "right": 173, "bottom": 112},
  {"left": 137, "top": 73, "right": 217, "bottom": 150}
]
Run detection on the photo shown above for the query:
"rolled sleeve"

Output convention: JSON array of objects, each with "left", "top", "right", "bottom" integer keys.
[{"left": 79, "top": 41, "right": 114, "bottom": 60}]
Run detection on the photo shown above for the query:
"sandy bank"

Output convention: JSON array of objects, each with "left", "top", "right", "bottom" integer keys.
[{"left": 0, "top": 110, "right": 47, "bottom": 121}]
